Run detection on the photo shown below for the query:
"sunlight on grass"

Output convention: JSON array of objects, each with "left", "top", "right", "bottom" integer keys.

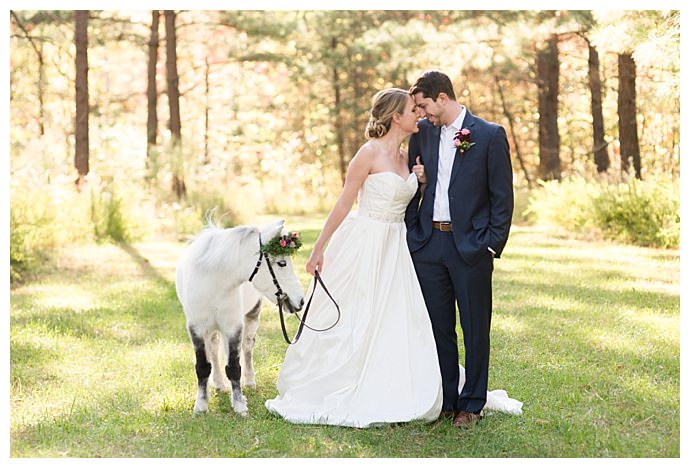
[
  {"left": 33, "top": 285, "right": 101, "bottom": 311},
  {"left": 617, "top": 371, "right": 679, "bottom": 408},
  {"left": 588, "top": 328, "right": 668, "bottom": 356},
  {"left": 493, "top": 314, "right": 527, "bottom": 335},
  {"left": 10, "top": 224, "right": 679, "bottom": 457}
]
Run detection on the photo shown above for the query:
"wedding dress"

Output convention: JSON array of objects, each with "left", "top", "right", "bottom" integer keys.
[{"left": 265, "top": 171, "right": 521, "bottom": 428}]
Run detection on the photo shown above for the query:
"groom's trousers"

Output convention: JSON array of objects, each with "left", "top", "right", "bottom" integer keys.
[{"left": 411, "top": 228, "right": 493, "bottom": 414}]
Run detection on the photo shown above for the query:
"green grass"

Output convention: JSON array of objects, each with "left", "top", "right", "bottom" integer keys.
[{"left": 9, "top": 220, "right": 680, "bottom": 457}]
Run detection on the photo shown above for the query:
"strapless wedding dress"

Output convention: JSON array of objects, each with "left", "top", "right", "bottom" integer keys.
[{"left": 265, "top": 172, "right": 521, "bottom": 428}]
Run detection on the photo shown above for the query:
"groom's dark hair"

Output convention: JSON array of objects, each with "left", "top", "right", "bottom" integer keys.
[{"left": 409, "top": 70, "right": 456, "bottom": 101}]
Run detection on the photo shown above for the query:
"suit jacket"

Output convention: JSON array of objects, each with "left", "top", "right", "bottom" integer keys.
[{"left": 405, "top": 111, "right": 514, "bottom": 266}]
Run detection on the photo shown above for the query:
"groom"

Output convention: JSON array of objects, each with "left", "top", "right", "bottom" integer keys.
[{"left": 405, "top": 70, "right": 513, "bottom": 428}]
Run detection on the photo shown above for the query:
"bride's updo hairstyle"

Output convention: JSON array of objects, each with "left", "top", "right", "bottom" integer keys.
[{"left": 364, "top": 88, "right": 409, "bottom": 140}]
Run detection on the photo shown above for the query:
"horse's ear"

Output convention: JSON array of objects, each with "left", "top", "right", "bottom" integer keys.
[{"left": 260, "top": 219, "right": 284, "bottom": 241}]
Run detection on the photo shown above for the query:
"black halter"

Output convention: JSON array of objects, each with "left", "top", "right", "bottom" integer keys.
[
  {"left": 248, "top": 237, "right": 284, "bottom": 300},
  {"left": 248, "top": 246, "right": 263, "bottom": 283},
  {"left": 248, "top": 235, "right": 340, "bottom": 345}
]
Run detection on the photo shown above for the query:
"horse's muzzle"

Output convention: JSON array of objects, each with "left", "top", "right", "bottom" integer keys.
[{"left": 278, "top": 294, "right": 304, "bottom": 313}]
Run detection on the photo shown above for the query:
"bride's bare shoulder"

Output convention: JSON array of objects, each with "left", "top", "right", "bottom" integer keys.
[
  {"left": 359, "top": 139, "right": 379, "bottom": 155},
  {"left": 351, "top": 141, "right": 378, "bottom": 164}
]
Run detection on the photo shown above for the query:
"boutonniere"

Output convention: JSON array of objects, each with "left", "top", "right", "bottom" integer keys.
[{"left": 453, "top": 128, "right": 475, "bottom": 154}]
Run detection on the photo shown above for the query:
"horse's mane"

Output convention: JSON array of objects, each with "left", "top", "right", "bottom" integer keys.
[{"left": 191, "top": 221, "right": 259, "bottom": 273}]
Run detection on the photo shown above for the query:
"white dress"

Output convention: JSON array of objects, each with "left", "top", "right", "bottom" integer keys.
[{"left": 265, "top": 172, "right": 521, "bottom": 428}]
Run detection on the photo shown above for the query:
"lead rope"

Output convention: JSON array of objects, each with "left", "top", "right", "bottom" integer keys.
[
  {"left": 249, "top": 235, "right": 340, "bottom": 345},
  {"left": 281, "top": 270, "right": 340, "bottom": 344}
]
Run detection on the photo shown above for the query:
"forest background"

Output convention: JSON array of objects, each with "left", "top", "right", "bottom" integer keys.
[{"left": 8, "top": 9, "right": 681, "bottom": 282}]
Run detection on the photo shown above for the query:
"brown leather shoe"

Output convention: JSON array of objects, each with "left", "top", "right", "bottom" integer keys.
[
  {"left": 439, "top": 410, "right": 456, "bottom": 420},
  {"left": 453, "top": 410, "right": 481, "bottom": 428}
]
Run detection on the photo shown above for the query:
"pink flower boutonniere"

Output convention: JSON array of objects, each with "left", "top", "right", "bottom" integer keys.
[{"left": 453, "top": 128, "right": 475, "bottom": 154}]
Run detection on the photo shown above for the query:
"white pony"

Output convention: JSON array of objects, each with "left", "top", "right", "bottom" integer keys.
[{"left": 175, "top": 219, "right": 305, "bottom": 415}]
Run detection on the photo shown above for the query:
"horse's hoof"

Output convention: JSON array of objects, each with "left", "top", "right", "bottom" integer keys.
[
  {"left": 193, "top": 401, "right": 209, "bottom": 413},
  {"left": 232, "top": 397, "right": 248, "bottom": 416}
]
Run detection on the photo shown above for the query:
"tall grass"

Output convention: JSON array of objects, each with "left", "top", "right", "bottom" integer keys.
[
  {"left": 9, "top": 189, "right": 57, "bottom": 282},
  {"left": 10, "top": 166, "right": 679, "bottom": 287},
  {"left": 526, "top": 176, "right": 679, "bottom": 248},
  {"left": 9, "top": 172, "right": 334, "bottom": 283},
  {"left": 89, "top": 181, "right": 135, "bottom": 242},
  {"left": 9, "top": 177, "right": 142, "bottom": 282},
  {"left": 593, "top": 178, "right": 679, "bottom": 248}
]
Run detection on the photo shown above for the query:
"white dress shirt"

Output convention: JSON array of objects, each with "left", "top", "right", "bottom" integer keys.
[{"left": 433, "top": 107, "right": 466, "bottom": 222}]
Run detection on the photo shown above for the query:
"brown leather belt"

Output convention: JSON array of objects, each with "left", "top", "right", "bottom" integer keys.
[{"left": 432, "top": 221, "right": 453, "bottom": 232}]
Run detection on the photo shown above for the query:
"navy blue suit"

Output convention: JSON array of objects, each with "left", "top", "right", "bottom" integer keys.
[{"left": 405, "top": 111, "right": 513, "bottom": 414}]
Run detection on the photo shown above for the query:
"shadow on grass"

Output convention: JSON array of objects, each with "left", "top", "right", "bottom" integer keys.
[
  {"left": 10, "top": 340, "right": 62, "bottom": 390},
  {"left": 118, "top": 242, "right": 171, "bottom": 287},
  {"left": 11, "top": 286, "right": 186, "bottom": 343}
]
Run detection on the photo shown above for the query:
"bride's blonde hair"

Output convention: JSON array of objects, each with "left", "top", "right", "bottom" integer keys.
[{"left": 364, "top": 88, "right": 409, "bottom": 140}]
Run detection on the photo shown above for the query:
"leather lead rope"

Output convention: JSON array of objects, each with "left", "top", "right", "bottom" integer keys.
[
  {"left": 279, "top": 270, "right": 340, "bottom": 345},
  {"left": 248, "top": 235, "right": 339, "bottom": 345}
]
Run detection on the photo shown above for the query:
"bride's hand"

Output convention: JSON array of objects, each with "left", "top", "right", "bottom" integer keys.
[
  {"left": 412, "top": 156, "right": 426, "bottom": 184},
  {"left": 306, "top": 249, "right": 324, "bottom": 276}
]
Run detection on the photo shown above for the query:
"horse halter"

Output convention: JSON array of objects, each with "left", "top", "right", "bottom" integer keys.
[
  {"left": 248, "top": 235, "right": 287, "bottom": 305},
  {"left": 248, "top": 234, "right": 340, "bottom": 345}
]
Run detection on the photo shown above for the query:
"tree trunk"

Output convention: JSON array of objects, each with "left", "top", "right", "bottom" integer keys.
[
  {"left": 165, "top": 10, "right": 185, "bottom": 198},
  {"left": 146, "top": 10, "right": 160, "bottom": 163},
  {"left": 618, "top": 53, "right": 642, "bottom": 179},
  {"left": 331, "top": 37, "right": 346, "bottom": 186},
  {"left": 38, "top": 40, "right": 45, "bottom": 136},
  {"left": 588, "top": 42, "right": 609, "bottom": 173},
  {"left": 494, "top": 74, "right": 532, "bottom": 188},
  {"left": 74, "top": 10, "right": 90, "bottom": 190},
  {"left": 536, "top": 35, "right": 560, "bottom": 181},
  {"left": 204, "top": 57, "right": 210, "bottom": 165}
]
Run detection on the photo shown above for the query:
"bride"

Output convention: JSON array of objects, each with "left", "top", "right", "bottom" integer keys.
[{"left": 265, "top": 88, "right": 521, "bottom": 428}]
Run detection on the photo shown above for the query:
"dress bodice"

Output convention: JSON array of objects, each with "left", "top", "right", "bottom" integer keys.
[{"left": 357, "top": 172, "right": 418, "bottom": 223}]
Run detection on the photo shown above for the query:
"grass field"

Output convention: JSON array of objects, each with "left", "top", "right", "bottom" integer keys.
[{"left": 9, "top": 217, "right": 680, "bottom": 457}]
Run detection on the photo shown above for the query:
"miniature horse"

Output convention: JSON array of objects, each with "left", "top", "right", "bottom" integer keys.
[{"left": 175, "top": 219, "right": 304, "bottom": 415}]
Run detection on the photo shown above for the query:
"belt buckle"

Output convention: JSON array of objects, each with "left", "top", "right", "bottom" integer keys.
[{"left": 434, "top": 221, "right": 452, "bottom": 232}]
